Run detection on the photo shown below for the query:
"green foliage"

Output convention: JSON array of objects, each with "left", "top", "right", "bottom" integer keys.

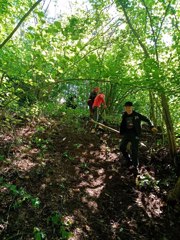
[
  {"left": 58, "top": 109, "right": 87, "bottom": 134},
  {"left": 63, "top": 16, "right": 85, "bottom": 40},
  {"left": 60, "top": 225, "right": 72, "bottom": 240},
  {"left": 0, "top": 154, "right": 6, "bottom": 162},
  {"left": 0, "top": 0, "right": 179, "bottom": 146},
  {"left": 0, "top": 178, "right": 40, "bottom": 208},
  {"left": 39, "top": 102, "right": 66, "bottom": 118},
  {"left": 136, "top": 173, "right": 160, "bottom": 190},
  {"left": 32, "top": 137, "right": 48, "bottom": 149},
  {"left": 62, "top": 151, "right": 75, "bottom": 162},
  {"left": 48, "top": 212, "right": 73, "bottom": 239},
  {"left": 48, "top": 212, "right": 62, "bottom": 225},
  {"left": 33, "top": 212, "right": 73, "bottom": 240},
  {"left": 115, "top": 0, "right": 132, "bottom": 8},
  {"left": 33, "top": 227, "right": 46, "bottom": 240},
  {"left": 36, "top": 125, "right": 46, "bottom": 133},
  {"left": 80, "top": 162, "right": 89, "bottom": 169},
  {"left": 0, "top": 0, "right": 9, "bottom": 14}
]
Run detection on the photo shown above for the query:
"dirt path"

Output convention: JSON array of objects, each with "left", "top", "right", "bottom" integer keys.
[{"left": 0, "top": 118, "right": 179, "bottom": 239}]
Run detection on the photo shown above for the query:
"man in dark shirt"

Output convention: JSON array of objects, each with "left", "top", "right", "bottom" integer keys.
[
  {"left": 87, "top": 87, "right": 100, "bottom": 117},
  {"left": 119, "top": 101, "right": 157, "bottom": 169}
]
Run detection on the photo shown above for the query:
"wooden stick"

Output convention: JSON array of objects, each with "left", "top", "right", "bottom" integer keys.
[
  {"left": 90, "top": 119, "right": 119, "bottom": 134},
  {"left": 90, "top": 119, "right": 150, "bottom": 148},
  {"left": 90, "top": 119, "right": 154, "bottom": 149}
]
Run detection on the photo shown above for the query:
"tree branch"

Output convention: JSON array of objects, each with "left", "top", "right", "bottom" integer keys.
[
  {"left": 140, "top": 0, "right": 159, "bottom": 61},
  {"left": 118, "top": 2, "right": 149, "bottom": 57},
  {"left": 0, "top": 0, "right": 43, "bottom": 49},
  {"left": 156, "top": 0, "right": 172, "bottom": 42}
]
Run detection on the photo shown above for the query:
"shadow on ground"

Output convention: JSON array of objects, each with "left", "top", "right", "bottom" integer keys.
[{"left": 0, "top": 117, "right": 179, "bottom": 239}]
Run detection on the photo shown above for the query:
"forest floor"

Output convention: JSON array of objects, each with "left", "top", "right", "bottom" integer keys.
[{"left": 0, "top": 114, "right": 179, "bottom": 240}]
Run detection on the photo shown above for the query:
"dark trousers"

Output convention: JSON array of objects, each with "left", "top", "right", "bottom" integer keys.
[
  {"left": 120, "top": 134, "right": 139, "bottom": 167},
  {"left": 92, "top": 107, "right": 99, "bottom": 121}
]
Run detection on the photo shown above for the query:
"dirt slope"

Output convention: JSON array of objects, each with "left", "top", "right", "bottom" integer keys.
[{"left": 0, "top": 117, "right": 179, "bottom": 240}]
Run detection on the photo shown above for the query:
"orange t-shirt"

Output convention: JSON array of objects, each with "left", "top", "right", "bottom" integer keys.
[{"left": 92, "top": 94, "right": 105, "bottom": 108}]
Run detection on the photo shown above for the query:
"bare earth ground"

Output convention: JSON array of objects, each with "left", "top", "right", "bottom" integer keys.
[{"left": 0, "top": 116, "right": 179, "bottom": 240}]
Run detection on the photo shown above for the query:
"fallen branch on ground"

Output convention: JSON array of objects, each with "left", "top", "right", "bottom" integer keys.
[{"left": 90, "top": 119, "right": 119, "bottom": 133}]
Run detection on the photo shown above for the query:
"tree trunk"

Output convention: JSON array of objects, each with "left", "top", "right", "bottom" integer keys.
[
  {"left": 149, "top": 91, "right": 157, "bottom": 126},
  {"left": 168, "top": 177, "right": 180, "bottom": 203},
  {"left": 160, "top": 92, "right": 177, "bottom": 164}
]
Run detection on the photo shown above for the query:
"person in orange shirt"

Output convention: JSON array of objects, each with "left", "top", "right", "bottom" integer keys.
[{"left": 92, "top": 93, "right": 107, "bottom": 121}]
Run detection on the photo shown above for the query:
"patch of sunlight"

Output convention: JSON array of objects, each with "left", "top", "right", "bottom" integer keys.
[
  {"left": 77, "top": 181, "right": 89, "bottom": 187},
  {"left": 81, "top": 149, "right": 107, "bottom": 162},
  {"left": 57, "top": 97, "right": 66, "bottom": 104},
  {"left": 127, "top": 219, "right": 137, "bottom": 229},
  {"left": 85, "top": 185, "right": 105, "bottom": 198},
  {"left": 0, "top": 186, "right": 7, "bottom": 193},
  {"left": 78, "top": 157, "right": 86, "bottom": 162},
  {"left": 63, "top": 215, "right": 75, "bottom": 225},
  {"left": 100, "top": 144, "right": 110, "bottom": 152},
  {"left": 45, "top": 0, "right": 90, "bottom": 18},
  {"left": 88, "top": 175, "right": 106, "bottom": 187},
  {"left": 136, "top": 192, "right": 164, "bottom": 218},
  {"left": 90, "top": 150, "right": 98, "bottom": 155},
  {"left": 12, "top": 159, "right": 38, "bottom": 171},
  {"left": 77, "top": 173, "right": 105, "bottom": 186},
  {"left": 97, "top": 168, "right": 105, "bottom": 175},
  {"left": 40, "top": 183, "right": 46, "bottom": 191},
  {"left": 81, "top": 197, "right": 98, "bottom": 213},
  {"left": 162, "top": 33, "right": 173, "bottom": 46},
  {"left": 88, "top": 143, "right": 95, "bottom": 148},
  {"left": 70, "top": 227, "right": 84, "bottom": 240},
  {"left": 110, "top": 220, "right": 120, "bottom": 231},
  {"left": 2, "top": 134, "right": 13, "bottom": 142},
  {"left": 14, "top": 146, "right": 39, "bottom": 157}
]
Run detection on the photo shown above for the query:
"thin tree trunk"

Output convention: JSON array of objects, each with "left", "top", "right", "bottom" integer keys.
[
  {"left": 149, "top": 91, "right": 157, "bottom": 126},
  {"left": 160, "top": 93, "right": 177, "bottom": 162}
]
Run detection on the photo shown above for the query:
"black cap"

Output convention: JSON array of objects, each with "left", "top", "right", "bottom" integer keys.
[{"left": 124, "top": 101, "right": 133, "bottom": 106}]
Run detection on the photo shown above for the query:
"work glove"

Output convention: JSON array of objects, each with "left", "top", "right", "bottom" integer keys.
[{"left": 151, "top": 127, "right": 158, "bottom": 134}]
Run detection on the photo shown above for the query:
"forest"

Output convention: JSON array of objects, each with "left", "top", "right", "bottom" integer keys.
[{"left": 0, "top": 0, "right": 180, "bottom": 239}]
